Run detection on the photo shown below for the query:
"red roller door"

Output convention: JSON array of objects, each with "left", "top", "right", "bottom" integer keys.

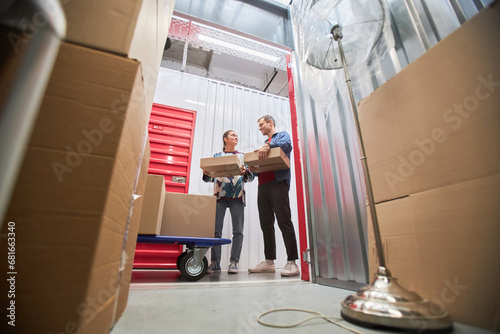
[
  {"left": 133, "top": 104, "right": 196, "bottom": 270},
  {"left": 148, "top": 104, "right": 196, "bottom": 193}
]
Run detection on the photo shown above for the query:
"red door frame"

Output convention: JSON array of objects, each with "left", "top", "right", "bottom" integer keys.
[{"left": 286, "top": 54, "right": 310, "bottom": 281}]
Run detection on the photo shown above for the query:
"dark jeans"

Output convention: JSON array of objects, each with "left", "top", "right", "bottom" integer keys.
[{"left": 257, "top": 179, "right": 298, "bottom": 261}]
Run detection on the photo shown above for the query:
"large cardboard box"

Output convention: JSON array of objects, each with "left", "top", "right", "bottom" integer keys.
[
  {"left": 244, "top": 147, "right": 290, "bottom": 173},
  {"left": 60, "top": 0, "right": 176, "bottom": 111},
  {"left": 362, "top": 4, "right": 500, "bottom": 331},
  {"left": 160, "top": 193, "right": 216, "bottom": 238},
  {"left": 200, "top": 154, "right": 243, "bottom": 177},
  {"left": 359, "top": 4, "right": 500, "bottom": 204},
  {"left": 0, "top": 42, "right": 148, "bottom": 334},
  {"left": 138, "top": 174, "right": 166, "bottom": 235},
  {"left": 114, "top": 141, "right": 151, "bottom": 324},
  {"left": 368, "top": 175, "right": 500, "bottom": 330}
]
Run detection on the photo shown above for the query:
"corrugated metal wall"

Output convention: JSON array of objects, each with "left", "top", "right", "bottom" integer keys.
[
  {"left": 290, "top": 0, "right": 494, "bottom": 286},
  {"left": 153, "top": 67, "right": 299, "bottom": 270}
]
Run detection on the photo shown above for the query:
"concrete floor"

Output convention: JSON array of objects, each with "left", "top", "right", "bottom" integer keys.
[{"left": 111, "top": 270, "right": 496, "bottom": 334}]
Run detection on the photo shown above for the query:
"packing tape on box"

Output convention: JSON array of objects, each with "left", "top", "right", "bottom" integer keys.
[{"left": 111, "top": 121, "right": 149, "bottom": 325}]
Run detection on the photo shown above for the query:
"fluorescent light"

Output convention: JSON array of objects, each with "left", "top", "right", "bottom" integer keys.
[
  {"left": 197, "top": 34, "right": 280, "bottom": 62},
  {"left": 185, "top": 99, "right": 206, "bottom": 106}
]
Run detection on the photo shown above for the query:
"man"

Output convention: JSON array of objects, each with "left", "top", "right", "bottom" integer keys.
[{"left": 248, "top": 115, "right": 300, "bottom": 277}]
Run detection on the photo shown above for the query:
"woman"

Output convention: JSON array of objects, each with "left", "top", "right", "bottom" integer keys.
[{"left": 202, "top": 130, "right": 254, "bottom": 274}]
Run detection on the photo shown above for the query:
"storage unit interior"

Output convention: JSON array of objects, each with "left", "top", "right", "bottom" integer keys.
[{"left": 1, "top": 0, "right": 499, "bottom": 333}]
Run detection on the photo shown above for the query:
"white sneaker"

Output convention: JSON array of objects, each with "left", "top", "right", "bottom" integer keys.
[
  {"left": 228, "top": 261, "right": 238, "bottom": 274},
  {"left": 248, "top": 261, "right": 275, "bottom": 273},
  {"left": 281, "top": 262, "right": 299, "bottom": 277}
]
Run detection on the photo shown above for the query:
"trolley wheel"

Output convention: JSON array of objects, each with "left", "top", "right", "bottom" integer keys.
[
  {"left": 176, "top": 251, "right": 189, "bottom": 269},
  {"left": 179, "top": 252, "right": 208, "bottom": 281}
]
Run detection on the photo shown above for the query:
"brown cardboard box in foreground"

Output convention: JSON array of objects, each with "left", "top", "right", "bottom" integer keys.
[
  {"left": 60, "top": 0, "right": 175, "bottom": 111},
  {"left": 114, "top": 141, "right": 151, "bottom": 323},
  {"left": 359, "top": 4, "right": 500, "bottom": 204},
  {"left": 0, "top": 42, "right": 149, "bottom": 334},
  {"left": 138, "top": 174, "right": 166, "bottom": 235},
  {"left": 161, "top": 193, "right": 216, "bottom": 238},
  {"left": 244, "top": 147, "right": 290, "bottom": 173},
  {"left": 362, "top": 4, "right": 500, "bottom": 331},
  {"left": 200, "top": 154, "right": 243, "bottom": 177},
  {"left": 368, "top": 175, "right": 500, "bottom": 330}
]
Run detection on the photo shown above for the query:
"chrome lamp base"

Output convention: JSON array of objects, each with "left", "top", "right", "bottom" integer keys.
[{"left": 341, "top": 267, "right": 453, "bottom": 333}]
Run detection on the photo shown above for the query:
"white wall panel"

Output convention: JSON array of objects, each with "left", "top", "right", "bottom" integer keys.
[{"left": 154, "top": 68, "right": 298, "bottom": 270}]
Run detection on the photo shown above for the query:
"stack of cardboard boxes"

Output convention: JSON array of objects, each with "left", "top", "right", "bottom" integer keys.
[
  {"left": 138, "top": 148, "right": 291, "bottom": 240},
  {"left": 139, "top": 174, "right": 217, "bottom": 239},
  {"left": 0, "top": 1, "right": 175, "bottom": 333},
  {"left": 200, "top": 147, "right": 290, "bottom": 176},
  {"left": 359, "top": 4, "right": 499, "bottom": 331}
]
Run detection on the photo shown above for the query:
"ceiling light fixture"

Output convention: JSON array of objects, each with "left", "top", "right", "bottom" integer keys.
[
  {"left": 185, "top": 99, "right": 206, "bottom": 106},
  {"left": 197, "top": 34, "right": 281, "bottom": 62}
]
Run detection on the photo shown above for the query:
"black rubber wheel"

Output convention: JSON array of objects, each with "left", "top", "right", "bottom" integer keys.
[
  {"left": 178, "top": 252, "right": 208, "bottom": 281},
  {"left": 176, "top": 251, "right": 189, "bottom": 269}
]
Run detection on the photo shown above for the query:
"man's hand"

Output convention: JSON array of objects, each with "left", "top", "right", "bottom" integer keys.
[
  {"left": 239, "top": 165, "right": 246, "bottom": 175},
  {"left": 257, "top": 143, "right": 271, "bottom": 161}
]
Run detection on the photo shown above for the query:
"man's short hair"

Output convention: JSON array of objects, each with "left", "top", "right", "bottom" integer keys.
[{"left": 258, "top": 115, "right": 275, "bottom": 126}]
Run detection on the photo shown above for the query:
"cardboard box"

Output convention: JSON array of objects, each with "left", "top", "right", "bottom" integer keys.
[
  {"left": 138, "top": 174, "right": 166, "bottom": 235},
  {"left": 363, "top": 4, "right": 500, "bottom": 331},
  {"left": 114, "top": 141, "right": 151, "bottom": 324},
  {"left": 160, "top": 193, "right": 216, "bottom": 238},
  {"left": 368, "top": 175, "right": 500, "bottom": 331},
  {"left": 244, "top": 147, "right": 290, "bottom": 173},
  {"left": 200, "top": 154, "right": 243, "bottom": 177},
  {"left": 60, "top": 0, "right": 176, "bottom": 112},
  {"left": 0, "top": 42, "right": 148, "bottom": 334},
  {"left": 359, "top": 3, "right": 500, "bottom": 204}
]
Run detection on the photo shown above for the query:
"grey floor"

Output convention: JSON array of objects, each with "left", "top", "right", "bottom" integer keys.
[{"left": 111, "top": 270, "right": 496, "bottom": 334}]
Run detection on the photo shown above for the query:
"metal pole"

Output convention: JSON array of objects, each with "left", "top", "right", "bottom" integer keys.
[
  {"left": 336, "top": 23, "right": 451, "bottom": 331},
  {"left": 0, "top": 0, "right": 66, "bottom": 227},
  {"left": 332, "top": 24, "right": 387, "bottom": 270},
  {"left": 263, "top": 68, "right": 278, "bottom": 92}
]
